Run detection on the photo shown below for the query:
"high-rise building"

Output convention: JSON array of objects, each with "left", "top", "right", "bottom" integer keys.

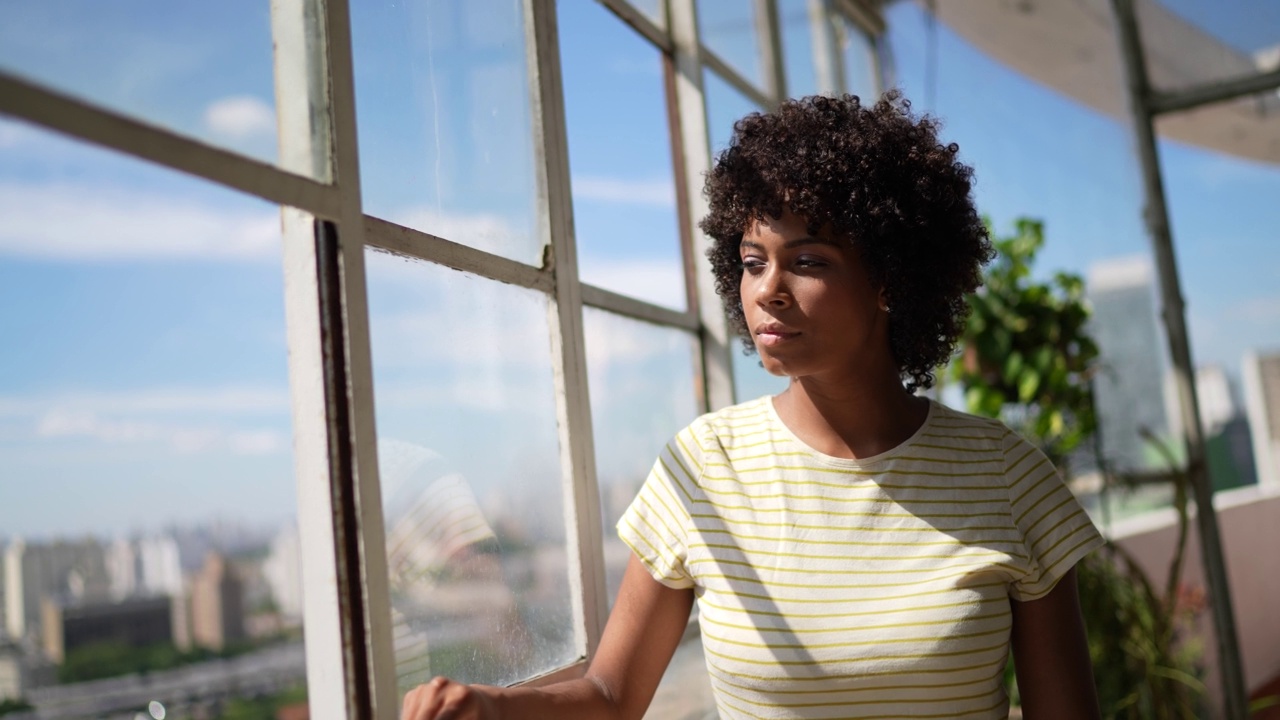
[
  {"left": 189, "top": 552, "right": 245, "bottom": 651},
  {"left": 4, "top": 539, "right": 109, "bottom": 643},
  {"left": 106, "top": 535, "right": 183, "bottom": 601},
  {"left": 263, "top": 525, "right": 303, "bottom": 623},
  {"left": 1087, "top": 257, "right": 1172, "bottom": 472},
  {"left": 1243, "top": 351, "right": 1280, "bottom": 488}
]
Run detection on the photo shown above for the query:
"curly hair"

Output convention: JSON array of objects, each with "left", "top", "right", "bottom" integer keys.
[{"left": 700, "top": 91, "right": 994, "bottom": 392}]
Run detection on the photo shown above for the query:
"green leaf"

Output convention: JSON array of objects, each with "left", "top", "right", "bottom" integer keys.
[{"left": 1018, "top": 368, "right": 1041, "bottom": 403}]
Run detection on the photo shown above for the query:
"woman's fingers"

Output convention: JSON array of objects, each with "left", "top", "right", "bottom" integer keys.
[{"left": 402, "top": 677, "right": 495, "bottom": 720}]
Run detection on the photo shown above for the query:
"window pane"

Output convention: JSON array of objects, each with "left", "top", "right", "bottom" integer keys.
[
  {"left": 625, "top": 0, "right": 667, "bottom": 30},
  {"left": 697, "top": 0, "right": 765, "bottom": 89},
  {"left": 702, "top": 72, "right": 788, "bottom": 403},
  {"left": 779, "top": 0, "right": 820, "bottom": 98},
  {"left": 733, "top": 350, "right": 789, "bottom": 403},
  {"left": 704, "top": 69, "right": 764, "bottom": 159},
  {"left": 839, "top": 17, "right": 878, "bottom": 98},
  {"left": 0, "top": 1, "right": 281, "bottom": 167},
  {"left": 583, "top": 308, "right": 698, "bottom": 605},
  {"left": 561, "top": 1, "right": 687, "bottom": 311},
  {"left": 363, "top": 251, "right": 576, "bottom": 691},
  {"left": 0, "top": 118, "right": 307, "bottom": 713},
  {"left": 351, "top": 1, "right": 543, "bottom": 266}
]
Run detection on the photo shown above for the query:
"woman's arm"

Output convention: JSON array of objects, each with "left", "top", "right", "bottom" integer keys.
[
  {"left": 1009, "top": 566, "right": 1101, "bottom": 720},
  {"left": 402, "top": 554, "right": 695, "bottom": 720}
]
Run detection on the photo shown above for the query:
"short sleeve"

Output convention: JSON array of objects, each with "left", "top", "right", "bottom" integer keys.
[
  {"left": 1002, "top": 430, "right": 1105, "bottom": 601},
  {"left": 616, "top": 426, "right": 703, "bottom": 590}
]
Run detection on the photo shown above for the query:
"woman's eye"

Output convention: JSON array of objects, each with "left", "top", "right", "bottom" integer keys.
[
  {"left": 796, "top": 257, "right": 828, "bottom": 269},
  {"left": 741, "top": 258, "right": 766, "bottom": 273}
]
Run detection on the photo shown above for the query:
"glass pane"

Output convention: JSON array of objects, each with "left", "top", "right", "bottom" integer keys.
[
  {"left": 363, "top": 251, "right": 576, "bottom": 692},
  {"left": 733, "top": 349, "right": 789, "bottom": 403},
  {"left": 1163, "top": 116, "right": 1280, "bottom": 493},
  {"left": 697, "top": 0, "right": 765, "bottom": 88},
  {"left": 583, "top": 308, "right": 698, "bottom": 605},
  {"left": 351, "top": 0, "right": 543, "bottom": 266},
  {"left": 0, "top": 118, "right": 307, "bottom": 712},
  {"left": 560, "top": 1, "right": 687, "bottom": 311},
  {"left": 703, "top": 69, "right": 765, "bottom": 159},
  {"left": 0, "top": 1, "right": 280, "bottom": 167},
  {"left": 626, "top": 0, "right": 666, "bottom": 30},
  {"left": 778, "top": 0, "right": 820, "bottom": 98},
  {"left": 839, "top": 16, "right": 878, "bottom": 98}
]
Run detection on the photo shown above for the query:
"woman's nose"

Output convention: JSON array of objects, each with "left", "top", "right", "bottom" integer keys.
[{"left": 755, "top": 265, "right": 791, "bottom": 309}]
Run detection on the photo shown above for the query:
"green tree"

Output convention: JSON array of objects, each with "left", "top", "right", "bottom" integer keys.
[{"left": 950, "top": 217, "right": 1097, "bottom": 468}]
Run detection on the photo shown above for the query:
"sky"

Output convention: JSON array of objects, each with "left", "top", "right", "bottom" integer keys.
[{"left": 0, "top": 0, "right": 1277, "bottom": 545}]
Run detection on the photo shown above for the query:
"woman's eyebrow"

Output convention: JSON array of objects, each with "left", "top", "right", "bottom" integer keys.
[{"left": 740, "top": 236, "right": 840, "bottom": 252}]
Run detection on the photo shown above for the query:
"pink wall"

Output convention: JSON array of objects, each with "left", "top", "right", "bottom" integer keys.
[{"left": 1108, "top": 486, "right": 1280, "bottom": 718}]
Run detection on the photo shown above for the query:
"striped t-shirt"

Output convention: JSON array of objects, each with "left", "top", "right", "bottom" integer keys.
[{"left": 617, "top": 396, "right": 1104, "bottom": 720}]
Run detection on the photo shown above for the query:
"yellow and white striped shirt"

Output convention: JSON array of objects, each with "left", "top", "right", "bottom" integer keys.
[{"left": 618, "top": 396, "right": 1103, "bottom": 720}]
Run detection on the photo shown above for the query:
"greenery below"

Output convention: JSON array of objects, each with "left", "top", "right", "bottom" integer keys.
[
  {"left": 0, "top": 698, "right": 34, "bottom": 716},
  {"left": 58, "top": 637, "right": 263, "bottom": 684},
  {"left": 220, "top": 685, "right": 308, "bottom": 720}
]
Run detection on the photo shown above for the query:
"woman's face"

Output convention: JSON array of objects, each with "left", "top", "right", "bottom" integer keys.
[{"left": 739, "top": 209, "right": 892, "bottom": 382}]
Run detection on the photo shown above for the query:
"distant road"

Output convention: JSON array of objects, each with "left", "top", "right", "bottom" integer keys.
[{"left": 27, "top": 641, "right": 306, "bottom": 719}]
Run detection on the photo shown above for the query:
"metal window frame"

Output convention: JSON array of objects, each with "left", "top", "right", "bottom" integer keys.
[{"left": 0, "top": 0, "right": 883, "bottom": 714}]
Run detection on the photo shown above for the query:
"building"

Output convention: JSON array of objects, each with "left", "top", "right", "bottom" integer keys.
[
  {"left": 189, "top": 553, "right": 245, "bottom": 651},
  {"left": 106, "top": 535, "right": 184, "bottom": 601},
  {"left": 263, "top": 525, "right": 303, "bottom": 623},
  {"left": 1244, "top": 351, "right": 1280, "bottom": 488},
  {"left": 40, "top": 595, "right": 173, "bottom": 664},
  {"left": 1087, "top": 257, "right": 1173, "bottom": 472},
  {"left": 1163, "top": 365, "right": 1257, "bottom": 490},
  {"left": 4, "top": 539, "right": 109, "bottom": 643}
]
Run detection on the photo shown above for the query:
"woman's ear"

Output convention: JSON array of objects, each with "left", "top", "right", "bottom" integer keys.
[{"left": 878, "top": 288, "right": 890, "bottom": 313}]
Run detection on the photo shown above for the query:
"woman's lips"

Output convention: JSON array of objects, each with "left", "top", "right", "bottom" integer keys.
[{"left": 755, "top": 325, "right": 800, "bottom": 347}]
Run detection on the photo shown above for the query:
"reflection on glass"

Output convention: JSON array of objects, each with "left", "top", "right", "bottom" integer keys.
[
  {"left": 0, "top": 118, "right": 306, "bottom": 713},
  {"left": 697, "top": 0, "right": 764, "bottom": 88},
  {"left": 0, "top": 1, "right": 279, "bottom": 166},
  {"left": 583, "top": 308, "right": 698, "bottom": 605},
  {"left": 351, "top": 0, "right": 543, "bottom": 265},
  {"left": 560, "top": 1, "right": 686, "bottom": 311},
  {"left": 364, "top": 251, "right": 576, "bottom": 692},
  {"left": 839, "top": 17, "right": 878, "bottom": 98},
  {"left": 778, "top": 0, "right": 820, "bottom": 98}
]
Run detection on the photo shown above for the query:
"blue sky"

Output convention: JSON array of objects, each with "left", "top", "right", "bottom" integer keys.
[{"left": 1, "top": 0, "right": 1277, "bottom": 541}]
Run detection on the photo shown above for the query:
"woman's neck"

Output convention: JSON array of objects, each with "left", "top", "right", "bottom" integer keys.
[{"left": 774, "top": 371, "right": 929, "bottom": 460}]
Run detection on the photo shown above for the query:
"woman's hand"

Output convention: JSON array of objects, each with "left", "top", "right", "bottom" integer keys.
[{"left": 402, "top": 676, "right": 500, "bottom": 720}]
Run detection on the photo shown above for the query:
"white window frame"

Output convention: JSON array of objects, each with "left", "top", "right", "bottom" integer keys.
[{"left": 0, "top": 0, "right": 883, "bottom": 715}]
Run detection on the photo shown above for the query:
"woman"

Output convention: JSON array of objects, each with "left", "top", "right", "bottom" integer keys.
[{"left": 404, "top": 93, "right": 1103, "bottom": 720}]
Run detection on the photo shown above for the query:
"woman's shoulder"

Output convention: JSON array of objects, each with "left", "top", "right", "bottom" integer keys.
[{"left": 919, "top": 400, "right": 1017, "bottom": 450}]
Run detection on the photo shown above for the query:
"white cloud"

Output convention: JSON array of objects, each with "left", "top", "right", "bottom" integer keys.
[
  {"left": 579, "top": 258, "right": 687, "bottom": 310},
  {"left": 204, "top": 95, "right": 276, "bottom": 140},
  {"left": 0, "top": 386, "right": 290, "bottom": 419},
  {"left": 32, "top": 408, "right": 286, "bottom": 456},
  {"left": 387, "top": 208, "right": 534, "bottom": 260},
  {"left": 572, "top": 175, "right": 676, "bottom": 208},
  {"left": 0, "top": 182, "right": 279, "bottom": 261}
]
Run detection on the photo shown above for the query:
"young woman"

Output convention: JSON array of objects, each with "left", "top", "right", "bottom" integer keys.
[{"left": 403, "top": 92, "right": 1103, "bottom": 720}]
